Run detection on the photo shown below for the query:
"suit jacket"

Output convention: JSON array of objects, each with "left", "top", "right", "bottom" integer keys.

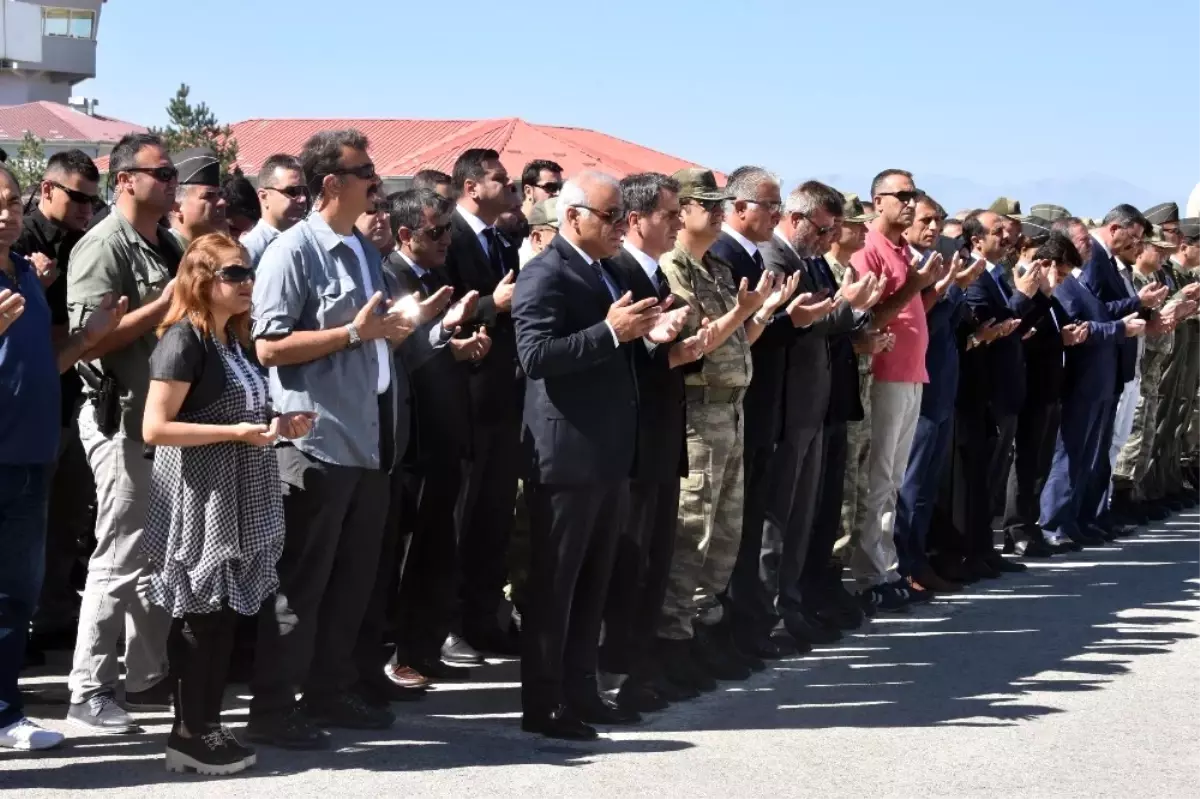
[
  {"left": 820, "top": 255, "right": 865, "bottom": 425},
  {"left": 605, "top": 249, "right": 686, "bottom": 482},
  {"left": 921, "top": 284, "right": 970, "bottom": 422},
  {"left": 384, "top": 252, "right": 473, "bottom": 466},
  {"left": 1053, "top": 275, "right": 1125, "bottom": 402},
  {"left": 443, "top": 209, "right": 523, "bottom": 427},
  {"left": 709, "top": 232, "right": 792, "bottom": 448},
  {"left": 1081, "top": 239, "right": 1142, "bottom": 388},
  {"left": 512, "top": 235, "right": 638, "bottom": 485},
  {"left": 960, "top": 265, "right": 1047, "bottom": 417},
  {"left": 1020, "top": 288, "right": 1068, "bottom": 407}
]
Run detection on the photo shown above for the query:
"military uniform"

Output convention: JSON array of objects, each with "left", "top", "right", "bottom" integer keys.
[{"left": 658, "top": 243, "right": 753, "bottom": 640}]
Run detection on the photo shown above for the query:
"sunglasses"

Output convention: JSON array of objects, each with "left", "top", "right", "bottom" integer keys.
[
  {"left": 686, "top": 198, "right": 725, "bottom": 213},
  {"left": 534, "top": 181, "right": 563, "bottom": 195},
  {"left": 124, "top": 166, "right": 179, "bottom": 183},
  {"left": 877, "top": 190, "right": 924, "bottom": 205},
  {"left": 745, "top": 199, "right": 783, "bottom": 212},
  {"left": 214, "top": 265, "right": 255, "bottom": 284},
  {"left": 264, "top": 185, "right": 310, "bottom": 200},
  {"left": 418, "top": 222, "right": 452, "bottom": 240},
  {"left": 49, "top": 181, "right": 100, "bottom": 206},
  {"left": 332, "top": 163, "right": 378, "bottom": 181},
  {"left": 802, "top": 214, "right": 834, "bottom": 236},
  {"left": 572, "top": 204, "right": 626, "bottom": 225}
]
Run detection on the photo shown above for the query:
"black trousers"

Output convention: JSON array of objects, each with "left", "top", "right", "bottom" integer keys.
[
  {"left": 954, "top": 407, "right": 1018, "bottom": 556},
  {"left": 803, "top": 422, "right": 848, "bottom": 589},
  {"left": 251, "top": 447, "right": 391, "bottom": 719},
  {"left": 169, "top": 607, "right": 238, "bottom": 734},
  {"left": 1004, "top": 400, "right": 1061, "bottom": 534},
  {"left": 600, "top": 478, "right": 679, "bottom": 678},
  {"left": 776, "top": 425, "right": 825, "bottom": 614},
  {"left": 724, "top": 443, "right": 778, "bottom": 638},
  {"left": 522, "top": 481, "right": 627, "bottom": 714},
  {"left": 394, "top": 462, "right": 464, "bottom": 664},
  {"left": 457, "top": 421, "right": 521, "bottom": 630}
]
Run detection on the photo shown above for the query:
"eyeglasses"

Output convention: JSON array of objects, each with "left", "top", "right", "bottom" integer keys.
[
  {"left": 214, "top": 265, "right": 255, "bottom": 284},
  {"left": 876, "top": 190, "right": 924, "bottom": 205},
  {"left": 571, "top": 205, "right": 626, "bottom": 225},
  {"left": 418, "top": 222, "right": 452, "bottom": 240},
  {"left": 331, "top": 163, "right": 378, "bottom": 181},
  {"left": 802, "top": 214, "right": 835, "bottom": 236},
  {"left": 685, "top": 198, "right": 725, "bottom": 213},
  {"left": 264, "top": 185, "right": 309, "bottom": 200},
  {"left": 745, "top": 199, "right": 783, "bottom": 212},
  {"left": 123, "top": 165, "right": 178, "bottom": 183},
  {"left": 534, "top": 181, "right": 562, "bottom": 195},
  {"left": 48, "top": 181, "right": 100, "bottom": 206}
]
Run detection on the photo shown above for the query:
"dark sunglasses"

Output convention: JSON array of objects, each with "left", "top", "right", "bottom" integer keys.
[
  {"left": 123, "top": 165, "right": 178, "bottom": 183},
  {"left": 572, "top": 204, "right": 626, "bottom": 225},
  {"left": 332, "top": 163, "right": 378, "bottom": 181},
  {"left": 686, "top": 198, "right": 725, "bottom": 213},
  {"left": 418, "top": 222, "right": 452, "bottom": 240},
  {"left": 535, "top": 181, "right": 563, "bottom": 195},
  {"left": 264, "top": 185, "right": 309, "bottom": 200},
  {"left": 802, "top": 214, "right": 834, "bottom": 236},
  {"left": 49, "top": 181, "right": 100, "bottom": 206},
  {"left": 877, "top": 189, "right": 924, "bottom": 205},
  {"left": 214, "top": 265, "right": 255, "bottom": 284}
]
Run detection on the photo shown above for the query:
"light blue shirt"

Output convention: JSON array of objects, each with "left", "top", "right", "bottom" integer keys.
[{"left": 241, "top": 219, "right": 280, "bottom": 267}]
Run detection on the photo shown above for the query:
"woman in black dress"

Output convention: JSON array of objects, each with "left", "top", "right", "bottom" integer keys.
[{"left": 142, "top": 233, "right": 313, "bottom": 776}]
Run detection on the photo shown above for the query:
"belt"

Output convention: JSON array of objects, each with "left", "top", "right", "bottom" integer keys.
[{"left": 684, "top": 385, "right": 745, "bottom": 404}]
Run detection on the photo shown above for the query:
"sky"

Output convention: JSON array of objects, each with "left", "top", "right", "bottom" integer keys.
[{"left": 76, "top": 0, "right": 1200, "bottom": 215}]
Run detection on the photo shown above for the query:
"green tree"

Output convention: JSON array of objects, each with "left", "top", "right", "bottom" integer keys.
[
  {"left": 11, "top": 131, "right": 47, "bottom": 192},
  {"left": 149, "top": 83, "right": 239, "bottom": 174}
]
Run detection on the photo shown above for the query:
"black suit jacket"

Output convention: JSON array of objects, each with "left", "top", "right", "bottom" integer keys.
[
  {"left": 1019, "top": 278, "right": 1068, "bottom": 407},
  {"left": 1081, "top": 242, "right": 1143, "bottom": 388},
  {"left": 512, "top": 236, "right": 638, "bottom": 485},
  {"left": 384, "top": 253, "right": 473, "bottom": 466},
  {"left": 709, "top": 232, "right": 792, "bottom": 448},
  {"left": 960, "top": 266, "right": 1047, "bottom": 417},
  {"left": 604, "top": 249, "right": 687, "bottom": 482},
  {"left": 443, "top": 209, "right": 522, "bottom": 427}
]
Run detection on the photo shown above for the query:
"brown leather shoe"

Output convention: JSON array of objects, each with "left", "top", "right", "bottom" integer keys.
[
  {"left": 385, "top": 664, "right": 432, "bottom": 689},
  {"left": 913, "top": 567, "right": 963, "bottom": 593}
]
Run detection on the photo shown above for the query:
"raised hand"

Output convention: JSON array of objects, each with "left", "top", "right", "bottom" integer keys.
[
  {"left": 606, "top": 291, "right": 661, "bottom": 342},
  {"left": 840, "top": 269, "right": 881, "bottom": 309},
  {"left": 737, "top": 271, "right": 777, "bottom": 314},
  {"left": 786, "top": 290, "right": 836, "bottom": 327},
  {"left": 493, "top": 270, "right": 517, "bottom": 311},
  {"left": 852, "top": 329, "right": 890, "bottom": 355},
  {"left": 647, "top": 305, "right": 690, "bottom": 344},
  {"left": 1061, "top": 322, "right": 1089, "bottom": 346},
  {"left": 451, "top": 325, "right": 492, "bottom": 362},
  {"left": 954, "top": 254, "right": 987, "bottom": 289},
  {"left": 28, "top": 252, "right": 58, "bottom": 288},
  {"left": 442, "top": 290, "right": 480, "bottom": 332},
  {"left": 416, "top": 285, "right": 455, "bottom": 323},
  {"left": 1121, "top": 312, "right": 1147, "bottom": 337},
  {"left": 1137, "top": 281, "right": 1168, "bottom": 309},
  {"left": 82, "top": 293, "right": 129, "bottom": 348},
  {"left": 357, "top": 291, "right": 416, "bottom": 344},
  {"left": 276, "top": 411, "right": 317, "bottom": 440},
  {"left": 913, "top": 251, "right": 946, "bottom": 289},
  {"left": 0, "top": 288, "right": 25, "bottom": 335},
  {"left": 1014, "top": 263, "right": 1043, "bottom": 298},
  {"left": 760, "top": 270, "right": 802, "bottom": 317}
]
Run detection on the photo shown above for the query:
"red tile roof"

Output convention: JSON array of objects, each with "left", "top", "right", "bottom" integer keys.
[
  {"left": 0, "top": 101, "right": 145, "bottom": 143},
  {"left": 205, "top": 117, "right": 718, "bottom": 180}
]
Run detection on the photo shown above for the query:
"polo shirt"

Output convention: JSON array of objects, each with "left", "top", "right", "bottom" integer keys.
[
  {"left": 850, "top": 226, "right": 928, "bottom": 383},
  {"left": 0, "top": 253, "right": 61, "bottom": 464}
]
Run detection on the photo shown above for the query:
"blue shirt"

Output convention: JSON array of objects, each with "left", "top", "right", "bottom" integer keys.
[{"left": 0, "top": 253, "right": 60, "bottom": 464}]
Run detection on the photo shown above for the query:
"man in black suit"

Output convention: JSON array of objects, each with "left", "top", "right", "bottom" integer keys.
[
  {"left": 513, "top": 171, "right": 682, "bottom": 740},
  {"left": 599, "top": 172, "right": 709, "bottom": 713},
  {"left": 443, "top": 148, "right": 523, "bottom": 658}
]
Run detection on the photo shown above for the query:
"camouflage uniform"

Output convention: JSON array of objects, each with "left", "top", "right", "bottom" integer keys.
[
  {"left": 825, "top": 252, "right": 872, "bottom": 559},
  {"left": 1181, "top": 265, "right": 1200, "bottom": 463},
  {"left": 657, "top": 244, "right": 752, "bottom": 640},
  {"left": 1117, "top": 269, "right": 1173, "bottom": 499}
]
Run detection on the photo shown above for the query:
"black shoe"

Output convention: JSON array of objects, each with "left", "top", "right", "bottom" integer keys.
[
  {"left": 441, "top": 633, "right": 484, "bottom": 665},
  {"left": 861, "top": 584, "right": 910, "bottom": 614},
  {"left": 357, "top": 675, "right": 426, "bottom": 706},
  {"left": 1142, "top": 502, "right": 1170, "bottom": 521},
  {"left": 734, "top": 631, "right": 791, "bottom": 660},
  {"left": 463, "top": 621, "right": 520, "bottom": 656},
  {"left": 806, "top": 599, "right": 865, "bottom": 631},
  {"left": 1086, "top": 523, "right": 1120, "bottom": 543},
  {"left": 302, "top": 692, "right": 395, "bottom": 731},
  {"left": 67, "top": 693, "right": 140, "bottom": 735},
  {"left": 521, "top": 705, "right": 597, "bottom": 741},
  {"left": 1013, "top": 530, "right": 1056, "bottom": 558},
  {"left": 657, "top": 638, "right": 716, "bottom": 693},
  {"left": 932, "top": 554, "right": 978, "bottom": 585},
  {"left": 411, "top": 658, "right": 472, "bottom": 682},
  {"left": 1067, "top": 530, "right": 1106, "bottom": 548},
  {"left": 983, "top": 551, "right": 1028, "bottom": 573},
  {"left": 649, "top": 670, "right": 700, "bottom": 702},
  {"left": 783, "top": 611, "right": 842, "bottom": 645},
  {"left": 902, "top": 578, "right": 934, "bottom": 604},
  {"left": 216, "top": 726, "right": 257, "bottom": 766},
  {"left": 569, "top": 693, "right": 642, "bottom": 726},
  {"left": 165, "top": 728, "right": 249, "bottom": 776},
  {"left": 963, "top": 556, "right": 1001, "bottom": 580},
  {"left": 245, "top": 708, "right": 330, "bottom": 750},
  {"left": 1001, "top": 533, "right": 1016, "bottom": 554},
  {"left": 22, "top": 644, "right": 46, "bottom": 669},
  {"left": 124, "top": 679, "right": 174, "bottom": 711},
  {"left": 616, "top": 679, "right": 669, "bottom": 713},
  {"left": 691, "top": 626, "right": 750, "bottom": 681}
]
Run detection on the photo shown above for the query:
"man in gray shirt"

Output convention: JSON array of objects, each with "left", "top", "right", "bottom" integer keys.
[
  {"left": 241, "top": 154, "right": 309, "bottom": 267},
  {"left": 246, "top": 129, "right": 451, "bottom": 750}
]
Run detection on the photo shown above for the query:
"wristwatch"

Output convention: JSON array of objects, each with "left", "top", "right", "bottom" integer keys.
[{"left": 345, "top": 322, "right": 363, "bottom": 350}]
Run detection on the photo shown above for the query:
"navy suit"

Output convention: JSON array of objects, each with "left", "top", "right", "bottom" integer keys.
[
  {"left": 1039, "top": 275, "right": 1125, "bottom": 539},
  {"left": 512, "top": 235, "right": 637, "bottom": 714},
  {"left": 1080, "top": 238, "right": 1142, "bottom": 388}
]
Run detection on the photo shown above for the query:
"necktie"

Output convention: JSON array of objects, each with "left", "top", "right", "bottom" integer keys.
[
  {"left": 594, "top": 262, "right": 619, "bottom": 301},
  {"left": 994, "top": 270, "right": 1012, "bottom": 300},
  {"left": 752, "top": 250, "right": 765, "bottom": 274},
  {"left": 483, "top": 228, "right": 505, "bottom": 278},
  {"left": 654, "top": 267, "right": 669, "bottom": 297}
]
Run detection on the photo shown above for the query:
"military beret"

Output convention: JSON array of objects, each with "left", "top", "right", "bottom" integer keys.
[
  {"left": 1143, "top": 202, "right": 1180, "bottom": 225},
  {"left": 172, "top": 147, "right": 221, "bottom": 187}
]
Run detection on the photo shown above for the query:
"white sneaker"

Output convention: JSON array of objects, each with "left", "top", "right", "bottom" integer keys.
[{"left": 0, "top": 718, "right": 65, "bottom": 751}]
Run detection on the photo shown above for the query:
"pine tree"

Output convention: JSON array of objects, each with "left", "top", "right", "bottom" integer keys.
[
  {"left": 150, "top": 83, "right": 239, "bottom": 174},
  {"left": 11, "top": 131, "right": 47, "bottom": 193}
]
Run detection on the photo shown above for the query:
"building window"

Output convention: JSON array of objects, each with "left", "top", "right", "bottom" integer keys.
[{"left": 42, "top": 8, "right": 96, "bottom": 39}]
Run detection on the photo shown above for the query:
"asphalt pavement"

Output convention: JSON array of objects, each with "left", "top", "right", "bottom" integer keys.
[{"left": 4, "top": 511, "right": 1198, "bottom": 798}]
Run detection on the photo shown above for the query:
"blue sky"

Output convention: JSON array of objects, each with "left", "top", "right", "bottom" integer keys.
[{"left": 78, "top": 0, "right": 1199, "bottom": 214}]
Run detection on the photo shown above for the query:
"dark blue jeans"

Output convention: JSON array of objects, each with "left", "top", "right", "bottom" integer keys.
[
  {"left": 894, "top": 412, "right": 954, "bottom": 578},
  {"left": 0, "top": 464, "right": 50, "bottom": 727}
]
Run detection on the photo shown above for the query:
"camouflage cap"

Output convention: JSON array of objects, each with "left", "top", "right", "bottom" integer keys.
[
  {"left": 1020, "top": 216, "right": 1053, "bottom": 244},
  {"left": 1179, "top": 217, "right": 1200, "bottom": 241},
  {"left": 988, "top": 197, "right": 1026, "bottom": 221},
  {"left": 1143, "top": 202, "right": 1180, "bottom": 225},
  {"left": 841, "top": 192, "right": 873, "bottom": 223},
  {"left": 527, "top": 197, "right": 559, "bottom": 229},
  {"left": 1081, "top": 217, "right": 1101, "bottom": 229},
  {"left": 1030, "top": 203, "right": 1071, "bottom": 222},
  {"left": 1147, "top": 225, "right": 1176, "bottom": 249},
  {"left": 671, "top": 168, "right": 733, "bottom": 202}
]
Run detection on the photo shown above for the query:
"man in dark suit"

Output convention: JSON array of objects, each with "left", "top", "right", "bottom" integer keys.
[
  {"left": 443, "top": 148, "right": 524, "bottom": 658},
  {"left": 955, "top": 209, "right": 1048, "bottom": 577},
  {"left": 599, "top": 172, "right": 709, "bottom": 713},
  {"left": 1041, "top": 231, "right": 1144, "bottom": 544},
  {"left": 512, "top": 171, "right": 680, "bottom": 740}
]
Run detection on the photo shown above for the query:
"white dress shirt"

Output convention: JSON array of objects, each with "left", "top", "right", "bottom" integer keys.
[
  {"left": 341, "top": 233, "right": 391, "bottom": 394},
  {"left": 562, "top": 236, "right": 619, "bottom": 346},
  {"left": 722, "top": 223, "right": 759, "bottom": 260},
  {"left": 456, "top": 204, "right": 492, "bottom": 258},
  {"left": 623, "top": 240, "right": 660, "bottom": 288}
]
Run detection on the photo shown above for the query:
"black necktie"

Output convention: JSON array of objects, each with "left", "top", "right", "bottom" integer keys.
[
  {"left": 594, "top": 262, "right": 619, "bottom": 301},
  {"left": 654, "top": 267, "right": 669, "bottom": 297},
  {"left": 483, "top": 228, "right": 505, "bottom": 277},
  {"left": 995, "top": 270, "right": 1012, "bottom": 300},
  {"left": 753, "top": 250, "right": 765, "bottom": 274}
]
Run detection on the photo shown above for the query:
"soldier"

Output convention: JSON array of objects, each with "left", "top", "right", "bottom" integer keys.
[
  {"left": 1171, "top": 218, "right": 1200, "bottom": 488},
  {"left": 988, "top": 197, "right": 1027, "bottom": 269},
  {"left": 654, "top": 168, "right": 791, "bottom": 693}
]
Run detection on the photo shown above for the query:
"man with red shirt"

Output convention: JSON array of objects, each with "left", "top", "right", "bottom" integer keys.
[{"left": 846, "top": 170, "right": 946, "bottom": 611}]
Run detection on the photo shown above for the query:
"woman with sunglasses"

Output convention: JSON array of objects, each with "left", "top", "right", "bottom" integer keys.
[{"left": 141, "top": 233, "right": 313, "bottom": 775}]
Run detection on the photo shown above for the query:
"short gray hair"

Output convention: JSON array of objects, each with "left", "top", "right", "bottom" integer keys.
[
  {"left": 723, "top": 165, "right": 779, "bottom": 212},
  {"left": 783, "top": 180, "right": 842, "bottom": 216},
  {"left": 557, "top": 170, "right": 620, "bottom": 221}
]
